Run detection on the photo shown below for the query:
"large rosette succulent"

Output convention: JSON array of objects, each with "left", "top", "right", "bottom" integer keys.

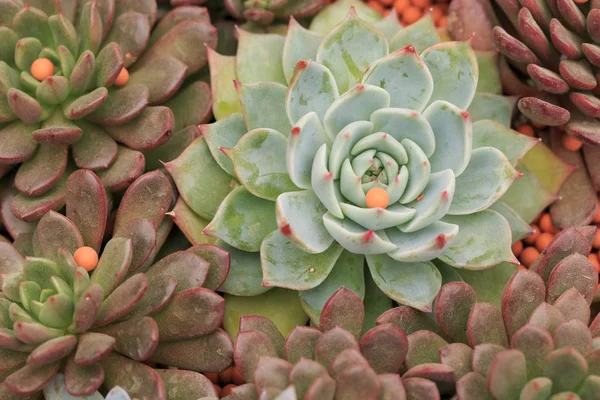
[
  {"left": 0, "top": 170, "right": 233, "bottom": 399},
  {"left": 167, "top": 5, "right": 531, "bottom": 319},
  {"left": 0, "top": 0, "right": 216, "bottom": 222}
]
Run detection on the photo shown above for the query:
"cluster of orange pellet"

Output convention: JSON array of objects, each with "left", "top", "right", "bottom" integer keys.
[
  {"left": 513, "top": 123, "right": 598, "bottom": 278},
  {"left": 365, "top": 0, "right": 449, "bottom": 27},
  {"left": 204, "top": 366, "right": 245, "bottom": 398}
]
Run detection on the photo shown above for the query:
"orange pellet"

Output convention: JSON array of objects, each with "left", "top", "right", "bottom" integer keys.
[
  {"left": 431, "top": 5, "right": 444, "bottom": 21},
  {"left": 73, "top": 246, "right": 99, "bottom": 271},
  {"left": 531, "top": 121, "right": 546, "bottom": 128},
  {"left": 523, "top": 224, "right": 540, "bottom": 245},
  {"left": 412, "top": 0, "right": 431, "bottom": 8},
  {"left": 366, "top": 187, "right": 390, "bottom": 208},
  {"left": 593, "top": 230, "right": 600, "bottom": 249},
  {"left": 511, "top": 240, "right": 523, "bottom": 257},
  {"left": 437, "top": 15, "right": 447, "bottom": 27},
  {"left": 221, "top": 384, "right": 237, "bottom": 397},
  {"left": 367, "top": 0, "right": 385, "bottom": 13},
  {"left": 395, "top": 0, "right": 410, "bottom": 12},
  {"left": 589, "top": 254, "right": 600, "bottom": 273},
  {"left": 380, "top": 0, "right": 395, "bottom": 6},
  {"left": 204, "top": 373, "right": 218, "bottom": 384},
  {"left": 562, "top": 134, "right": 582, "bottom": 151},
  {"left": 539, "top": 213, "right": 558, "bottom": 234},
  {"left": 516, "top": 124, "right": 535, "bottom": 137},
  {"left": 30, "top": 58, "right": 54, "bottom": 81},
  {"left": 232, "top": 367, "right": 245, "bottom": 385},
  {"left": 114, "top": 67, "right": 129, "bottom": 86},
  {"left": 594, "top": 203, "right": 600, "bottom": 223},
  {"left": 518, "top": 264, "right": 527, "bottom": 271},
  {"left": 520, "top": 247, "right": 540, "bottom": 267},
  {"left": 402, "top": 6, "right": 422, "bottom": 24},
  {"left": 218, "top": 367, "right": 233, "bottom": 385},
  {"left": 535, "top": 233, "right": 554, "bottom": 252}
]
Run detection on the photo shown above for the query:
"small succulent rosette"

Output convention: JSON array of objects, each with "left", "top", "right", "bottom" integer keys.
[
  {"left": 224, "top": 0, "right": 326, "bottom": 26},
  {"left": 44, "top": 374, "right": 130, "bottom": 400},
  {"left": 0, "top": 0, "right": 217, "bottom": 222},
  {"left": 168, "top": 5, "right": 535, "bottom": 318},
  {"left": 0, "top": 170, "right": 233, "bottom": 399},
  {"left": 229, "top": 287, "right": 444, "bottom": 399},
  {"left": 378, "top": 226, "right": 600, "bottom": 399}
]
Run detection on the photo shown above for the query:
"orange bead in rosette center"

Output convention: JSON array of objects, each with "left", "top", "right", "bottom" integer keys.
[
  {"left": 30, "top": 58, "right": 54, "bottom": 81},
  {"left": 366, "top": 187, "right": 389, "bottom": 208}
]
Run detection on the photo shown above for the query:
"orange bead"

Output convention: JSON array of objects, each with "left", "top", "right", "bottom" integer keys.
[
  {"left": 589, "top": 254, "right": 600, "bottom": 273},
  {"left": 395, "top": 0, "right": 410, "bottom": 12},
  {"left": 380, "top": 0, "right": 395, "bottom": 6},
  {"left": 73, "top": 246, "right": 99, "bottom": 271},
  {"left": 535, "top": 233, "right": 554, "bottom": 252},
  {"left": 520, "top": 247, "right": 540, "bottom": 267},
  {"left": 218, "top": 367, "right": 233, "bottom": 385},
  {"left": 593, "top": 230, "right": 600, "bottom": 249},
  {"left": 518, "top": 264, "right": 527, "bottom": 271},
  {"left": 114, "top": 67, "right": 129, "bottom": 86},
  {"left": 232, "top": 366, "right": 245, "bottom": 385},
  {"left": 412, "top": 0, "right": 431, "bottom": 8},
  {"left": 367, "top": 0, "right": 385, "bottom": 13},
  {"left": 516, "top": 124, "right": 535, "bottom": 137},
  {"left": 30, "top": 58, "right": 54, "bottom": 81},
  {"left": 221, "top": 384, "right": 237, "bottom": 397},
  {"left": 531, "top": 120, "right": 546, "bottom": 128},
  {"left": 594, "top": 202, "right": 600, "bottom": 223},
  {"left": 437, "top": 15, "right": 447, "bottom": 27},
  {"left": 511, "top": 240, "right": 523, "bottom": 258},
  {"left": 431, "top": 5, "right": 444, "bottom": 21},
  {"left": 562, "top": 134, "right": 582, "bottom": 151},
  {"left": 523, "top": 224, "right": 540, "bottom": 245},
  {"left": 366, "top": 187, "right": 390, "bottom": 208},
  {"left": 539, "top": 213, "right": 558, "bottom": 234},
  {"left": 402, "top": 6, "right": 422, "bottom": 24}
]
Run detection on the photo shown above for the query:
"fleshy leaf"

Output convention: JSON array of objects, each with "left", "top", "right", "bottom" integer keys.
[
  {"left": 236, "top": 29, "right": 285, "bottom": 84},
  {"left": 237, "top": 81, "right": 291, "bottom": 134},
  {"left": 282, "top": 18, "right": 323, "bottom": 83}
]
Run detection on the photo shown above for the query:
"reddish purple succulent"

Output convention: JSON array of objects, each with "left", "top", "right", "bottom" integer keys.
[
  {"left": 0, "top": 169, "right": 233, "bottom": 398},
  {"left": 376, "top": 225, "right": 600, "bottom": 399}
]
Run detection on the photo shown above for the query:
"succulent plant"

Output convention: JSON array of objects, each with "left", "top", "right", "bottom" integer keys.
[
  {"left": 166, "top": 1, "right": 545, "bottom": 321},
  {"left": 0, "top": 0, "right": 216, "bottom": 223},
  {"left": 224, "top": 0, "right": 326, "bottom": 26},
  {"left": 0, "top": 169, "right": 233, "bottom": 398},
  {"left": 228, "top": 287, "right": 443, "bottom": 399},
  {"left": 376, "top": 225, "right": 600, "bottom": 399},
  {"left": 44, "top": 373, "right": 131, "bottom": 400},
  {"left": 491, "top": 0, "right": 600, "bottom": 135}
]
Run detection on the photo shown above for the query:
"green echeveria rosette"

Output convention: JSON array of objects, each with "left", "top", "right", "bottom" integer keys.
[
  {"left": 0, "top": 0, "right": 217, "bottom": 223},
  {"left": 166, "top": 7, "right": 532, "bottom": 319},
  {"left": 0, "top": 169, "right": 233, "bottom": 399}
]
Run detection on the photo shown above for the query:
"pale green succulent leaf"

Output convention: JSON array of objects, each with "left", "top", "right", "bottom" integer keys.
[
  {"left": 424, "top": 100, "right": 472, "bottom": 177},
  {"left": 283, "top": 18, "right": 323, "bottom": 84},
  {"left": 440, "top": 210, "right": 517, "bottom": 269},
  {"left": 38, "top": 294, "right": 73, "bottom": 329},
  {"left": 316, "top": 9, "right": 388, "bottom": 93},
  {"left": 472, "top": 120, "right": 538, "bottom": 167},
  {"left": 286, "top": 61, "right": 339, "bottom": 125},
  {"left": 237, "top": 81, "right": 292, "bottom": 135},
  {"left": 386, "top": 165, "right": 409, "bottom": 204},
  {"left": 166, "top": 137, "right": 236, "bottom": 220},
  {"left": 373, "top": 10, "right": 403, "bottom": 40},
  {"left": 467, "top": 93, "right": 516, "bottom": 126},
  {"left": 400, "top": 138, "right": 431, "bottom": 203},
  {"left": 448, "top": 147, "right": 520, "bottom": 215},
  {"left": 500, "top": 165, "right": 557, "bottom": 224},
  {"left": 19, "top": 281, "right": 41, "bottom": 313},
  {"left": 399, "top": 169, "right": 455, "bottom": 233},
  {"left": 474, "top": 51, "right": 501, "bottom": 94},
  {"left": 370, "top": 108, "right": 435, "bottom": 157},
  {"left": 312, "top": 144, "right": 344, "bottom": 218},
  {"left": 23, "top": 258, "right": 64, "bottom": 290},
  {"left": 389, "top": 15, "right": 440, "bottom": 53},
  {"left": 328, "top": 120, "right": 373, "bottom": 179},
  {"left": 275, "top": 190, "right": 333, "bottom": 254},
  {"left": 205, "top": 187, "right": 277, "bottom": 253},
  {"left": 218, "top": 241, "right": 271, "bottom": 296},
  {"left": 340, "top": 159, "right": 368, "bottom": 207},
  {"left": 323, "top": 84, "right": 388, "bottom": 142},
  {"left": 208, "top": 49, "right": 241, "bottom": 120},
  {"left": 227, "top": 128, "right": 300, "bottom": 201},
  {"left": 202, "top": 113, "right": 247, "bottom": 176},
  {"left": 309, "top": 0, "right": 383, "bottom": 38},
  {"left": 322, "top": 212, "right": 396, "bottom": 254},
  {"left": 261, "top": 230, "right": 344, "bottom": 290},
  {"left": 489, "top": 202, "right": 533, "bottom": 243},
  {"left": 351, "top": 132, "right": 408, "bottom": 164},
  {"left": 236, "top": 29, "right": 286, "bottom": 84},
  {"left": 362, "top": 46, "right": 433, "bottom": 112},
  {"left": 422, "top": 41, "right": 478, "bottom": 111},
  {"left": 299, "top": 250, "right": 365, "bottom": 323},
  {"left": 340, "top": 203, "right": 415, "bottom": 230},
  {"left": 365, "top": 254, "right": 441, "bottom": 311},
  {"left": 386, "top": 221, "right": 459, "bottom": 262},
  {"left": 287, "top": 112, "right": 330, "bottom": 189}
]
